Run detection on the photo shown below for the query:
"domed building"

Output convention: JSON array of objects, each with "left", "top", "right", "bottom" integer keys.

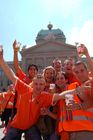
[
  {"left": 0, "top": 24, "right": 79, "bottom": 89},
  {"left": 20, "top": 24, "right": 78, "bottom": 72},
  {"left": 36, "top": 23, "right": 66, "bottom": 44}
]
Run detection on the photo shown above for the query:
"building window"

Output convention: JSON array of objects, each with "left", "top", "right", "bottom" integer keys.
[
  {"left": 7, "top": 80, "right": 12, "bottom": 86},
  {"left": 0, "top": 69, "right": 3, "bottom": 76},
  {"left": 0, "top": 80, "right": 3, "bottom": 87}
]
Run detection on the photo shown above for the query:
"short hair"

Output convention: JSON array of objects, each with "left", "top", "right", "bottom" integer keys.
[
  {"left": 27, "top": 64, "right": 38, "bottom": 72},
  {"left": 52, "top": 58, "right": 62, "bottom": 65},
  {"left": 64, "top": 57, "right": 75, "bottom": 65},
  {"left": 33, "top": 74, "right": 45, "bottom": 81},
  {"left": 73, "top": 61, "right": 88, "bottom": 71}
]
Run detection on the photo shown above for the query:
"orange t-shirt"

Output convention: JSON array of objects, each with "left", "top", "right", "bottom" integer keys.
[
  {"left": 67, "top": 73, "right": 80, "bottom": 84},
  {"left": 0, "top": 92, "right": 14, "bottom": 111},
  {"left": 17, "top": 67, "right": 32, "bottom": 84},
  {"left": 0, "top": 93, "right": 4, "bottom": 112},
  {"left": 11, "top": 78, "right": 54, "bottom": 130},
  {"left": 4, "top": 92, "right": 15, "bottom": 109}
]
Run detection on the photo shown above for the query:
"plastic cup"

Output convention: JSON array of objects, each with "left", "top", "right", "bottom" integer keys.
[
  {"left": 65, "top": 94, "right": 73, "bottom": 106},
  {"left": 50, "top": 84, "right": 55, "bottom": 89},
  {"left": 49, "top": 84, "right": 55, "bottom": 94},
  {"left": 77, "top": 46, "right": 84, "bottom": 57}
]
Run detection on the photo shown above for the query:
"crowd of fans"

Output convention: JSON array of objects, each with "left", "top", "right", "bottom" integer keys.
[{"left": 0, "top": 41, "right": 93, "bottom": 140}]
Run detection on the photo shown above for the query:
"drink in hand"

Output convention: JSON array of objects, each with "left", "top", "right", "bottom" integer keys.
[
  {"left": 65, "top": 94, "right": 73, "bottom": 120},
  {"left": 77, "top": 46, "right": 84, "bottom": 57},
  {"left": 49, "top": 84, "right": 55, "bottom": 94}
]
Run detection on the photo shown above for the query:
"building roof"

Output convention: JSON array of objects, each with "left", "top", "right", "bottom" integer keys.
[
  {"left": 36, "top": 23, "right": 66, "bottom": 44},
  {"left": 20, "top": 39, "right": 76, "bottom": 55}
]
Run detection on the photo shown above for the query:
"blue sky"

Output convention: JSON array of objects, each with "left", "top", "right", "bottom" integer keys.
[{"left": 0, "top": 0, "right": 93, "bottom": 61}]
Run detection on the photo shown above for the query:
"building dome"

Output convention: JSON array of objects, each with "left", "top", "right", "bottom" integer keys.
[{"left": 36, "top": 24, "right": 66, "bottom": 44}]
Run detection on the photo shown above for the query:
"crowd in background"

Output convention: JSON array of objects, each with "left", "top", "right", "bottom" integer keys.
[{"left": 0, "top": 41, "right": 93, "bottom": 140}]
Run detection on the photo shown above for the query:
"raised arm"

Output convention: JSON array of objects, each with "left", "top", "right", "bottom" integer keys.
[
  {"left": 80, "top": 44, "right": 93, "bottom": 73},
  {"left": 0, "top": 48, "right": 17, "bottom": 85},
  {"left": 13, "top": 40, "right": 21, "bottom": 72}
]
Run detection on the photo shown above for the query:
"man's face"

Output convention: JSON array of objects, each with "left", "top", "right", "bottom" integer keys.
[
  {"left": 28, "top": 66, "right": 38, "bottom": 78},
  {"left": 53, "top": 61, "right": 62, "bottom": 73},
  {"left": 64, "top": 60, "right": 73, "bottom": 74},
  {"left": 8, "top": 84, "right": 15, "bottom": 92},
  {"left": 73, "top": 64, "right": 89, "bottom": 83},
  {"left": 33, "top": 79, "right": 45, "bottom": 94}
]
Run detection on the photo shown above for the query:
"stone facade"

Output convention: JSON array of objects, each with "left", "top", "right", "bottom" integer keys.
[
  {"left": 0, "top": 24, "right": 80, "bottom": 90},
  {"left": 21, "top": 40, "right": 78, "bottom": 73}
]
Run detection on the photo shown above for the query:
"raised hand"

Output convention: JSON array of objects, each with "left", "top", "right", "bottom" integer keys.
[
  {"left": 13, "top": 40, "right": 17, "bottom": 49},
  {"left": 13, "top": 40, "right": 20, "bottom": 52},
  {"left": 80, "top": 44, "right": 89, "bottom": 56},
  {"left": 0, "top": 44, "right": 17, "bottom": 85},
  {"left": 0, "top": 45, "right": 4, "bottom": 63},
  {"left": 76, "top": 85, "right": 91, "bottom": 102}
]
